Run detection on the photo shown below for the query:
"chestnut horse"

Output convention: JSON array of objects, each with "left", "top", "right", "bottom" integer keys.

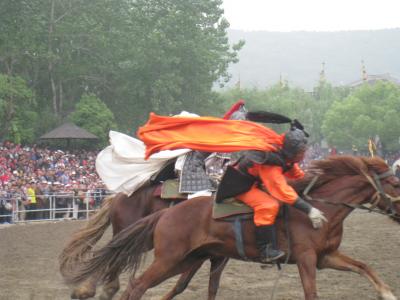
[
  {"left": 60, "top": 184, "right": 226, "bottom": 300},
  {"left": 63, "top": 156, "right": 400, "bottom": 300}
]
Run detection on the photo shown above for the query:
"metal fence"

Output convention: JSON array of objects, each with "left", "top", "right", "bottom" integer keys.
[{"left": 0, "top": 191, "right": 114, "bottom": 224}]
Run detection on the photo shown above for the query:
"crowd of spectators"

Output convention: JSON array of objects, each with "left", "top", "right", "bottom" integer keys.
[
  {"left": 1, "top": 139, "right": 399, "bottom": 225},
  {"left": 0, "top": 141, "right": 108, "bottom": 224}
]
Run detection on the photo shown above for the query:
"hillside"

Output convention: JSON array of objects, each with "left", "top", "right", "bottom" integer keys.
[{"left": 226, "top": 28, "right": 400, "bottom": 90}]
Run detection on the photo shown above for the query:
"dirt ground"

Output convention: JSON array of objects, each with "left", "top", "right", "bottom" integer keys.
[{"left": 1, "top": 210, "right": 399, "bottom": 300}]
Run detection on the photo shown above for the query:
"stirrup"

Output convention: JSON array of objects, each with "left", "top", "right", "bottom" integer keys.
[{"left": 259, "top": 248, "right": 285, "bottom": 264}]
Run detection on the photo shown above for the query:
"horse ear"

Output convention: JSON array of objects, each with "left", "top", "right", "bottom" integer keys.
[{"left": 246, "top": 111, "right": 292, "bottom": 124}]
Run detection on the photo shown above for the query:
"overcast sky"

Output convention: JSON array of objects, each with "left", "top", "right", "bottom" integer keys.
[{"left": 222, "top": 0, "right": 400, "bottom": 31}]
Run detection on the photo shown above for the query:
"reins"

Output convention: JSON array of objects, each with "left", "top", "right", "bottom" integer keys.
[{"left": 302, "top": 170, "right": 400, "bottom": 220}]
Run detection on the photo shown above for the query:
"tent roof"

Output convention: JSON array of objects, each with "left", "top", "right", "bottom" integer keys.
[{"left": 39, "top": 122, "right": 99, "bottom": 140}]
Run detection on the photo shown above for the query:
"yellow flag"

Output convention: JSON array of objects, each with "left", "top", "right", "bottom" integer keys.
[{"left": 368, "top": 139, "right": 376, "bottom": 157}]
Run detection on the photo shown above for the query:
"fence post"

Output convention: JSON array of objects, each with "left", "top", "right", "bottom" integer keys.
[
  {"left": 86, "top": 192, "right": 89, "bottom": 220},
  {"left": 14, "top": 198, "right": 18, "bottom": 223},
  {"left": 50, "top": 195, "right": 54, "bottom": 220},
  {"left": 72, "top": 195, "right": 78, "bottom": 219}
]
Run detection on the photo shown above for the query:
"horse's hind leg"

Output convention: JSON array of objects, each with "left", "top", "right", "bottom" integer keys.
[
  {"left": 208, "top": 257, "right": 229, "bottom": 300},
  {"left": 120, "top": 258, "right": 202, "bottom": 300},
  {"left": 159, "top": 256, "right": 229, "bottom": 300},
  {"left": 160, "top": 259, "right": 205, "bottom": 300},
  {"left": 318, "top": 251, "right": 397, "bottom": 300},
  {"left": 98, "top": 277, "right": 120, "bottom": 300},
  {"left": 70, "top": 275, "right": 99, "bottom": 299}
]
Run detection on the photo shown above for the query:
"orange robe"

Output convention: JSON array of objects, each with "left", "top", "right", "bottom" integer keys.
[
  {"left": 138, "top": 113, "right": 284, "bottom": 159},
  {"left": 138, "top": 112, "right": 302, "bottom": 226},
  {"left": 237, "top": 164, "right": 304, "bottom": 226}
]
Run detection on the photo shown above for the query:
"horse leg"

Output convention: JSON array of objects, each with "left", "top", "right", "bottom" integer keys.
[
  {"left": 70, "top": 274, "right": 99, "bottom": 299},
  {"left": 208, "top": 257, "right": 229, "bottom": 300},
  {"left": 296, "top": 250, "right": 319, "bottom": 300},
  {"left": 120, "top": 257, "right": 202, "bottom": 300},
  {"left": 318, "top": 251, "right": 397, "bottom": 300},
  {"left": 160, "top": 260, "right": 205, "bottom": 300},
  {"left": 98, "top": 193, "right": 153, "bottom": 300},
  {"left": 98, "top": 277, "right": 120, "bottom": 300}
]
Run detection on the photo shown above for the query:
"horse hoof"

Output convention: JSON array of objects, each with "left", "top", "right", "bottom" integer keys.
[
  {"left": 71, "top": 288, "right": 96, "bottom": 300},
  {"left": 380, "top": 291, "right": 397, "bottom": 300},
  {"left": 98, "top": 293, "right": 113, "bottom": 300}
]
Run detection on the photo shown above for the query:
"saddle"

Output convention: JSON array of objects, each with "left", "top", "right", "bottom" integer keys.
[
  {"left": 155, "top": 178, "right": 253, "bottom": 218},
  {"left": 151, "top": 152, "right": 254, "bottom": 219}
]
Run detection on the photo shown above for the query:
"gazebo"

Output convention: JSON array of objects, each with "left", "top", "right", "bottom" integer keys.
[{"left": 39, "top": 122, "right": 99, "bottom": 147}]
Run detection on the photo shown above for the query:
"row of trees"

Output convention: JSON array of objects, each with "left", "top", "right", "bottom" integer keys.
[
  {"left": 1, "top": 1, "right": 399, "bottom": 152},
  {"left": 219, "top": 81, "right": 400, "bottom": 153},
  {"left": 0, "top": 0, "right": 242, "bottom": 145}
]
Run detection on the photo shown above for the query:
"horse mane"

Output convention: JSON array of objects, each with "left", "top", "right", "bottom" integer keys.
[{"left": 292, "top": 155, "right": 389, "bottom": 193}]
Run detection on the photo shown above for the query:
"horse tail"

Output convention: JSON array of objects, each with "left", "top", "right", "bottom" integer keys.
[
  {"left": 63, "top": 209, "right": 165, "bottom": 284},
  {"left": 59, "top": 195, "right": 113, "bottom": 277}
]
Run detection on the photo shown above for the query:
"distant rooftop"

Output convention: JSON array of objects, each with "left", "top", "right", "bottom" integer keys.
[
  {"left": 347, "top": 73, "right": 400, "bottom": 88},
  {"left": 40, "top": 122, "right": 98, "bottom": 140}
]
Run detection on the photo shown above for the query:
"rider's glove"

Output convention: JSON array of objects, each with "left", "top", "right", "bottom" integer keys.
[
  {"left": 307, "top": 207, "right": 328, "bottom": 229},
  {"left": 293, "top": 197, "right": 328, "bottom": 229}
]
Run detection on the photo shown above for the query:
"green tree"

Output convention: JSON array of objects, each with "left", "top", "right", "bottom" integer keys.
[
  {"left": 107, "top": 0, "right": 244, "bottom": 131},
  {"left": 0, "top": 74, "right": 37, "bottom": 143},
  {"left": 310, "top": 82, "right": 350, "bottom": 143},
  {"left": 0, "top": 0, "right": 243, "bottom": 136},
  {"left": 322, "top": 82, "right": 400, "bottom": 152},
  {"left": 69, "top": 93, "right": 117, "bottom": 146}
]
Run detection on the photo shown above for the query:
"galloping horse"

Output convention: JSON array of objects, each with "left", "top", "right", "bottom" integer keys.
[
  {"left": 60, "top": 183, "right": 226, "bottom": 300},
  {"left": 63, "top": 156, "right": 400, "bottom": 300}
]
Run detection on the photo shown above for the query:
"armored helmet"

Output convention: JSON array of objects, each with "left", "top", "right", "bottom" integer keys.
[{"left": 282, "top": 128, "right": 308, "bottom": 159}]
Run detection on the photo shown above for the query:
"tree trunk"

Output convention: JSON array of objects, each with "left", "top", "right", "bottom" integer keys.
[
  {"left": 59, "top": 81, "right": 63, "bottom": 113},
  {"left": 48, "top": 0, "right": 58, "bottom": 116}
]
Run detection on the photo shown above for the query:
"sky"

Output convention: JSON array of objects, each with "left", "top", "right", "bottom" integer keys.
[{"left": 222, "top": 0, "right": 400, "bottom": 32}]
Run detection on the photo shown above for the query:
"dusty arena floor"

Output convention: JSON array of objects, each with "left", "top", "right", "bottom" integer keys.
[{"left": 1, "top": 211, "right": 399, "bottom": 300}]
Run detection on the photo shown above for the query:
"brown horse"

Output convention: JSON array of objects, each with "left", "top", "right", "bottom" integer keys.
[
  {"left": 63, "top": 156, "right": 400, "bottom": 300},
  {"left": 60, "top": 184, "right": 226, "bottom": 300}
]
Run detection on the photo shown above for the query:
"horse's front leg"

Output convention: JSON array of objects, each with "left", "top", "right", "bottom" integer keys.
[
  {"left": 318, "top": 250, "right": 397, "bottom": 300},
  {"left": 99, "top": 277, "right": 120, "bottom": 300},
  {"left": 208, "top": 257, "right": 229, "bottom": 300},
  {"left": 160, "top": 260, "right": 205, "bottom": 300},
  {"left": 296, "top": 249, "right": 319, "bottom": 300}
]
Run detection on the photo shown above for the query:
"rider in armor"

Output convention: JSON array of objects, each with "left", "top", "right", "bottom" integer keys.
[
  {"left": 235, "top": 126, "right": 327, "bottom": 263},
  {"left": 138, "top": 106, "right": 328, "bottom": 264}
]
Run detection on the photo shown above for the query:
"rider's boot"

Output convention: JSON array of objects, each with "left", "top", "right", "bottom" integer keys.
[{"left": 255, "top": 224, "right": 285, "bottom": 263}]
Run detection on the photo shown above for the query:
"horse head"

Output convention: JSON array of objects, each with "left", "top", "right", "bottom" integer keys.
[
  {"left": 361, "top": 156, "right": 400, "bottom": 221},
  {"left": 298, "top": 156, "right": 400, "bottom": 222}
]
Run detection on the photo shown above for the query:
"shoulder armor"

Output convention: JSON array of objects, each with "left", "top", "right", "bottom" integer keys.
[
  {"left": 241, "top": 150, "right": 286, "bottom": 167},
  {"left": 243, "top": 150, "right": 269, "bottom": 164}
]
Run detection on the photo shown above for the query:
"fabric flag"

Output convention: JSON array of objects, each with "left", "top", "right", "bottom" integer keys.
[
  {"left": 368, "top": 138, "right": 376, "bottom": 157},
  {"left": 138, "top": 113, "right": 284, "bottom": 159}
]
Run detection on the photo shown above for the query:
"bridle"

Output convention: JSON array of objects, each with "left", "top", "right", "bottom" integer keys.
[
  {"left": 303, "top": 169, "right": 400, "bottom": 219},
  {"left": 362, "top": 170, "right": 400, "bottom": 216}
]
